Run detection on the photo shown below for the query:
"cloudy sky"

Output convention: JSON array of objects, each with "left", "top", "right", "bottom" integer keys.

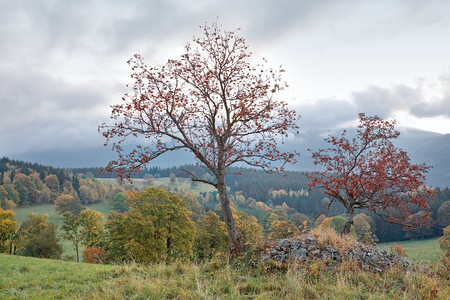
[{"left": 1, "top": 0, "right": 450, "bottom": 166}]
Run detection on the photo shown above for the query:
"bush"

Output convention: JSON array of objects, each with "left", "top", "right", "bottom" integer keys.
[
  {"left": 438, "top": 201, "right": 450, "bottom": 228},
  {"left": 54, "top": 194, "right": 82, "bottom": 215},
  {"left": 16, "top": 213, "right": 62, "bottom": 259},
  {"left": 83, "top": 247, "right": 106, "bottom": 264},
  {"left": 234, "top": 210, "right": 263, "bottom": 251},
  {"left": 439, "top": 225, "right": 450, "bottom": 253},
  {"left": 290, "top": 213, "right": 310, "bottom": 232},
  {"left": 320, "top": 216, "right": 356, "bottom": 237},
  {"left": 390, "top": 244, "right": 408, "bottom": 257},
  {"left": 194, "top": 211, "right": 228, "bottom": 259},
  {"left": 353, "top": 214, "right": 373, "bottom": 244},
  {"left": 438, "top": 226, "right": 450, "bottom": 277},
  {"left": 269, "top": 220, "right": 300, "bottom": 241}
]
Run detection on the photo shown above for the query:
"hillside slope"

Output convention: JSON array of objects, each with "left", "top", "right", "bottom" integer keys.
[{"left": 1, "top": 253, "right": 448, "bottom": 299}]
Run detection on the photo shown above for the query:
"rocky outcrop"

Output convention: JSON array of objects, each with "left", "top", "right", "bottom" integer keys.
[{"left": 262, "top": 235, "right": 426, "bottom": 273}]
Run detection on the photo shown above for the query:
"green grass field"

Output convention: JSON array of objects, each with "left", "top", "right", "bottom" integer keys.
[
  {"left": 378, "top": 238, "right": 442, "bottom": 266},
  {"left": 97, "top": 176, "right": 216, "bottom": 192},
  {"left": 0, "top": 254, "right": 115, "bottom": 299},
  {"left": 1, "top": 253, "right": 448, "bottom": 299},
  {"left": 13, "top": 202, "right": 112, "bottom": 226}
]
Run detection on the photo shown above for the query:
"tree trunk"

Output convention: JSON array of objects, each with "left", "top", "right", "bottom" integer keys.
[
  {"left": 217, "top": 180, "right": 243, "bottom": 256},
  {"left": 75, "top": 242, "right": 79, "bottom": 263},
  {"left": 341, "top": 208, "right": 354, "bottom": 236}
]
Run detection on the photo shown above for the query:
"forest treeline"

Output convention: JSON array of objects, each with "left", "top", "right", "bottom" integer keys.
[
  {"left": 0, "top": 157, "right": 115, "bottom": 208},
  {"left": 1, "top": 157, "right": 450, "bottom": 243}
]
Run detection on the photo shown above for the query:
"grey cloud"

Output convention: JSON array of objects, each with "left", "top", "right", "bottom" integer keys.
[
  {"left": 215, "top": 0, "right": 335, "bottom": 41},
  {"left": 351, "top": 75, "right": 450, "bottom": 119},
  {"left": 1, "top": 0, "right": 450, "bottom": 162},
  {"left": 296, "top": 73, "right": 450, "bottom": 132},
  {"left": 0, "top": 1, "right": 95, "bottom": 58},
  {"left": 410, "top": 99, "right": 450, "bottom": 118},
  {"left": 409, "top": 73, "right": 450, "bottom": 118},
  {"left": 295, "top": 98, "right": 358, "bottom": 131},
  {"left": 351, "top": 84, "right": 422, "bottom": 118},
  {"left": 0, "top": 67, "right": 115, "bottom": 154}
]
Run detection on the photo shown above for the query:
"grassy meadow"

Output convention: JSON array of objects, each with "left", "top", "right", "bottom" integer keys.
[
  {"left": 97, "top": 176, "right": 216, "bottom": 192},
  {"left": 378, "top": 238, "right": 442, "bottom": 266},
  {"left": 1, "top": 252, "right": 448, "bottom": 299}
]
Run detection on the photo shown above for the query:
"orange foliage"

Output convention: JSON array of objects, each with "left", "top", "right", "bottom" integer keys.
[{"left": 82, "top": 246, "right": 106, "bottom": 264}]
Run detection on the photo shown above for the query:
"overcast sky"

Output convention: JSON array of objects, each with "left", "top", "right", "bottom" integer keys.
[{"left": 1, "top": 0, "right": 450, "bottom": 162}]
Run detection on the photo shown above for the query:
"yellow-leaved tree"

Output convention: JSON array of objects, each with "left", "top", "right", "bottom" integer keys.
[
  {"left": 0, "top": 208, "right": 18, "bottom": 254},
  {"left": 105, "top": 187, "right": 195, "bottom": 263}
]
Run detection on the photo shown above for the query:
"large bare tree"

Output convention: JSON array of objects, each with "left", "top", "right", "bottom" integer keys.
[{"left": 100, "top": 23, "right": 299, "bottom": 255}]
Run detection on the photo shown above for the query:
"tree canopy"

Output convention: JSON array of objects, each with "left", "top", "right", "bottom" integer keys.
[
  {"left": 100, "top": 23, "right": 299, "bottom": 255},
  {"left": 104, "top": 188, "right": 195, "bottom": 263},
  {"left": 308, "top": 114, "right": 433, "bottom": 235},
  {"left": 16, "top": 213, "right": 62, "bottom": 259}
]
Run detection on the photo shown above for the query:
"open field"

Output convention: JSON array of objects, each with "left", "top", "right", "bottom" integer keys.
[
  {"left": 97, "top": 176, "right": 216, "bottom": 192},
  {"left": 1, "top": 253, "right": 448, "bottom": 299},
  {"left": 13, "top": 202, "right": 112, "bottom": 226},
  {"left": 378, "top": 238, "right": 442, "bottom": 266}
]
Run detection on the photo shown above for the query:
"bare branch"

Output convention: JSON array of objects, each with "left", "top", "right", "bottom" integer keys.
[{"left": 181, "top": 168, "right": 217, "bottom": 188}]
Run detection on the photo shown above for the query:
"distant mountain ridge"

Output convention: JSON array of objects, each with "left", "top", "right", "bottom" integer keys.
[
  {"left": 6, "top": 128, "right": 450, "bottom": 188},
  {"left": 395, "top": 131, "right": 450, "bottom": 188}
]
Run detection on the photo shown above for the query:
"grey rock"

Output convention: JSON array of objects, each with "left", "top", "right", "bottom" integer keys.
[
  {"left": 307, "top": 244, "right": 317, "bottom": 251},
  {"left": 327, "top": 247, "right": 337, "bottom": 253},
  {"left": 280, "top": 239, "right": 291, "bottom": 248},
  {"left": 311, "top": 250, "right": 321, "bottom": 256},
  {"left": 321, "top": 252, "right": 330, "bottom": 260},
  {"left": 293, "top": 248, "right": 307, "bottom": 260},
  {"left": 291, "top": 240, "right": 300, "bottom": 248},
  {"left": 332, "top": 253, "right": 342, "bottom": 261},
  {"left": 262, "top": 235, "right": 424, "bottom": 274}
]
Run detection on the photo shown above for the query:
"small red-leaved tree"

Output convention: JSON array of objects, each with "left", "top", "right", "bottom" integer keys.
[
  {"left": 308, "top": 114, "right": 433, "bottom": 235},
  {"left": 100, "top": 23, "right": 299, "bottom": 255}
]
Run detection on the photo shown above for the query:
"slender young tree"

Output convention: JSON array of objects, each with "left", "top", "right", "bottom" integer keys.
[
  {"left": 61, "top": 211, "right": 82, "bottom": 262},
  {"left": 61, "top": 209, "right": 104, "bottom": 262},
  {"left": 100, "top": 23, "right": 299, "bottom": 255},
  {"left": 308, "top": 114, "right": 434, "bottom": 235}
]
